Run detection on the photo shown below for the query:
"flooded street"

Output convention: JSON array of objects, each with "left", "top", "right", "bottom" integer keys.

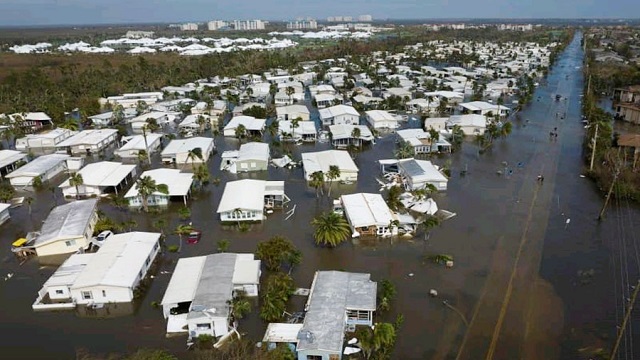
[{"left": 0, "top": 31, "right": 638, "bottom": 360}]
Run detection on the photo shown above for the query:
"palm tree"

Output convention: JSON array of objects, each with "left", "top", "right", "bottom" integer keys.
[
  {"left": 196, "top": 115, "right": 207, "bottom": 134},
  {"left": 386, "top": 185, "right": 406, "bottom": 212},
  {"left": 174, "top": 224, "right": 193, "bottom": 253},
  {"left": 421, "top": 215, "right": 440, "bottom": 241},
  {"left": 351, "top": 127, "right": 362, "bottom": 148},
  {"left": 427, "top": 127, "right": 440, "bottom": 149},
  {"left": 286, "top": 86, "right": 295, "bottom": 103},
  {"left": 309, "top": 171, "right": 325, "bottom": 198},
  {"left": 152, "top": 218, "right": 168, "bottom": 239},
  {"left": 112, "top": 104, "right": 125, "bottom": 124},
  {"left": 69, "top": 172, "right": 84, "bottom": 200},
  {"left": 395, "top": 141, "right": 414, "bottom": 159},
  {"left": 184, "top": 147, "right": 203, "bottom": 169},
  {"left": 135, "top": 100, "right": 148, "bottom": 116},
  {"left": 25, "top": 196, "right": 34, "bottom": 215},
  {"left": 255, "top": 235, "right": 300, "bottom": 272},
  {"left": 291, "top": 117, "right": 301, "bottom": 141},
  {"left": 235, "top": 124, "right": 247, "bottom": 142},
  {"left": 134, "top": 175, "right": 169, "bottom": 212},
  {"left": 356, "top": 323, "right": 397, "bottom": 360},
  {"left": 217, "top": 239, "right": 230, "bottom": 252},
  {"left": 192, "top": 164, "right": 210, "bottom": 189},
  {"left": 326, "top": 165, "right": 341, "bottom": 198},
  {"left": 312, "top": 211, "right": 351, "bottom": 247},
  {"left": 60, "top": 118, "right": 79, "bottom": 131},
  {"left": 266, "top": 119, "right": 279, "bottom": 138},
  {"left": 245, "top": 86, "right": 254, "bottom": 99},
  {"left": 141, "top": 117, "right": 159, "bottom": 165},
  {"left": 500, "top": 121, "right": 512, "bottom": 138},
  {"left": 231, "top": 293, "right": 251, "bottom": 320}
]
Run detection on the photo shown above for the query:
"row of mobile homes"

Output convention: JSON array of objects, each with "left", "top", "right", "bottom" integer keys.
[
  {"left": 6, "top": 153, "right": 69, "bottom": 187},
  {"left": 0, "top": 150, "right": 28, "bottom": 179},
  {"left": 217, "top": 179, "right": 288, "bottom": 222},
  {"left": 220, "top": 142, "right": 269, "bottom": 173},
  {"left": 340, "top": 193, "right": 397, "bottom": 237},
  {"left": 55, "top": 129, "right": 119, "bottom": 156},
  {"left": 32, "top": 199, "right": 99, "bottom": 257},
  {"left": 160, "top": 137, "right": 215, "bottom": 165},
  {"left": 103, "top": 92, "right": 164, "bottom": 108},
  {"left": 318, "top": 105, "right": 360, "bottom": 126},
  {"left": 59, "top": 161, "right": 137, "bottom": 198},
  {"left": 32, "top": 232, "right": 161, "bottom": 310},
  {"left": 124, "top": 169, "right": 193, "bottom": 208},
  {"left": 15, "top": 128, "right": 77, "bottom": 153},
  {"left": 115, "top": 134, "right": 163, "bottom": 160},
  {"left": 160, "top": 253, "right": 261, "bottom": 340},
  {"left": 302, "top": 150, "right": 359, "bottom": 183}
]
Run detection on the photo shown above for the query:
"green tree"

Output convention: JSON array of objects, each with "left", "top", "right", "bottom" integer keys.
[
  {"left": 260, "top": 272, "right": 295, "bottom": 322},
  {"left": 59, "top": 118, "right": 79, "bottom": 131},
  {"left": 326, "top": 165, "right": 341, "bottom": 198},
  {"left": 184, "top": 147, "right": 203, "bottom": 169},
  {"left": 68, "top": 172, "right": 84, "bottom": 199},
  {"left": 217, "top": 239, "right": 230, "bottom": 253},
  {"left": 421, "top": 215, "right": 440, "bottom": 241},
  {"left": 255, "top": 235, "right": 301, "bottom": 272},
  {"left": 235, "top": 124, "right": 247, "bottom": 142},
  {"left": 25, "top": 196, "right": 34, "bottom": 215},
  {"left": 134, "top": 175, "right": 169, "bottom": 212},
  {"left": 356, "top": 322, "right": 397, "bottom": 360},
  {"left": 192, "top": 164, "right": 210, "bottom": 189},
  {"left": 395, "top": 141, "right": 414, "bottom": 159},
  {"left": 386, "top": 185, "right": 406, "bottom": 212},
  {"left": 351, "top": 126, "right": 362, "bottom": 148},
  {"left": 152, "top": 218, "right": 168, "bottom": 239},
  {"left": 174, "top": 224, "right": 193, "bottom": 253},
  {"left": 377, "top": 279, "right": 396, "bottom": 313},
  {"left": 231, "top": 291, "right": 252, "bottom": 320},
  {"left": 311, "top": 211, "right": 351, "bottom": 247},
  {"left": 309, "top": 171, "right": 325, "bottom": 198},
  {"left": 177, "top": 206, "right": 191, "bottom": 220}
]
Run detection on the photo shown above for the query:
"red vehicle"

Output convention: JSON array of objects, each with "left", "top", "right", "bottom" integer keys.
[{"left": 186, "top": 231, "right": 201, "bottom": 244}]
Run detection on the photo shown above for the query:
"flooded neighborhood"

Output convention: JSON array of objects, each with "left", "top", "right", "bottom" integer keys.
[{"left": 0, "top": 11, "right": 639, "bottom": 360}]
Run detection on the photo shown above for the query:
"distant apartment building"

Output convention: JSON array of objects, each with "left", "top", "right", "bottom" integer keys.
[
  {"left": 180, "top": 23, "right": 199, "bottom": 31},
  {"left": 207, "top": 20, "right": 227, "bottom": 31},
  {"left": 287, "top": 18, "right": 318, "bottom": 30},
  {"left": 358, "top": 15, "right": 373, "bottom": 22},
  {"left": 126, "top": 31, "right": 154, "bottom": 39},
  {"left": 232, "top": 20, "right": 265, "bottom": 30},
  {"left": 497, "top": 24, "right": 534, "bottom": 31}
]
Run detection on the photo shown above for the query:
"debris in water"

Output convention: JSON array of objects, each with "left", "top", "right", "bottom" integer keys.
[{"left": 429, "top": 289, "right": 438, "bottom": 297}]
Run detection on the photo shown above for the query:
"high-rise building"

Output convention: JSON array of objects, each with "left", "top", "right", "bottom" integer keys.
[
  {"left": 358, "top": 15, "right": 373, "bottom": 22},
  {"left": 232, "top": 20, "right": 265, "bottom": 30},
  {"left": 287, "top": 18, "right": 318, "bottom": 30},
  {"left": 207, "top": 20, "right": 227, "bottom": 31},
  {"left": 180, "top": 23, "right": 198, "bottom": 31}
]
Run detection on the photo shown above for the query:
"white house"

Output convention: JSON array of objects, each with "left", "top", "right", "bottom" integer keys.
[
  {"left": 220, "top": 142, "right": 269, "bottom": 173},
  {"left": 382, "top": 87, "right": 412, "bottom": 100},
  {"left": 32, "top": 232, "right": 161, "bottom": 310},
  {"left": 32, "top": 199, "right": 99, "bottom": 257},
  {"left": 406, "top": 98, "right": 439, "bottom": 114},
  {"left": 365, "top": 110, "right": 399, "bottom": 129},
  {"left": 59, "top": 161, "right": 137, "bottom": 198},
  {"left": 104, "top": 92, "right": 164, "bottom": 108},
  {"left": 0, "top": 203, "right": 10, "bottom": 226},
  {"left": 160, "top": 253, "right": 261, "bottom": 340},
  {"left": 423, "top": 117, "right": 449, "bottom": 132},
  {"left": 447, "top": 114, "right": 487, "bottom": 135},
  {"left": 0, "top": 150, "right": 28, "bottom": 179},
  {"left": 314, "top": 93, "right": 342, "bottom": 108},
  {"left": 397, "top": 158, "right": 448, "bottom": 191},
  {"left": 88, "top": 112, "right": 115, "bottom": 128},
  {"left": 6, "top": 153, "right": 69, "bottom": 187},
  {"left": 295, "top": 271, "right": 377, "bottom": 360},
  {"left": 396, "top": 128, "right": 452, "bottom": 154},
  {"left": 178, "top": 114, "right": 212, "bottom": 134},
  {"left": 161, "top": 137, "right": 215, "bottom": 165},
  {"left": 15, "top": 128, "right": 77, "bottom": 152},
  {"left": 223, "top": 115, "right": 266, "bottom": 137},
  {"left": 275, "top": 104, "right": 310, "bottom": 121},
  {"left": 301, "top": 150, "right": 359, "bottom": 182},
  {"left": 115, "top": 133, "right": 163, "bottom": 160},
  {"left": 55, "top": 129, "right": 118, "bottom": 156},
  {"left": 459, "top": 101, "right": 510, "bottom": 117},
  {"left": 328, "top": 124, "right": 374, "bottom": 148},
  {"left": 128, "top": 111, "right": 174, "bottom": 134},
  {"left": 217, "top": 179, "right": 289, "bottom": 222},
  {"left": 124, "top": 169, "right": 194, "bottom": 207},
  {"left": 4, "top": 112, "right": 54, "bottom": 130},
  {"left": 318, "top": 105, "right": 360, "bottom": 126},
  {"left": 231, "top": 102, "right": 265, "bottom": 117},
  {"left": 278, "top": 120, "right": 317, "bottom": 142},
  {"left": 341, "top": 193, "right": 397, "bottom": 237}
]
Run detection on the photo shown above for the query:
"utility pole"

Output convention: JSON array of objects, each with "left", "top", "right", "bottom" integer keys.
[
  {"left": 609, "top": 279, "right": 640, "bottom": 360},
  {"left": 598, "top": 169, "right": 619, "bottom": 221},
  {"left": 589, "top": 122, "right": 599, "bottom": 172}
]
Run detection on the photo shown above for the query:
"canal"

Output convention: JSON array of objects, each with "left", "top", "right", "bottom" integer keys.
[{"left": 0, "top": 31, "right": 638, "bottom": 359}]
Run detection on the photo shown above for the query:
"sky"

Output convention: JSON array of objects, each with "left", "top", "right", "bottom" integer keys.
[{"left": 0, "top": 0, "right": 638, "bottom": 26}]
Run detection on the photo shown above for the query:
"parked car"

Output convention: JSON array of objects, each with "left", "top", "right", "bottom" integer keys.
[
  {"left": 94, "top": 230, "right": 113, "bottom": 244},
  {"left": 187, "top": 230, "right": 201, "bottom": 244}
]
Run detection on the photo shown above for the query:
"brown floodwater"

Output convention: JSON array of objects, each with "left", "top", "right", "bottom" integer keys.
[{"left": 0, "top": 31, "right": 638, "bottom": 360}]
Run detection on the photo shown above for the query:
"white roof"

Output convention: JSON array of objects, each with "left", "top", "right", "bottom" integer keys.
[
  {"left": 263, "top": 323, "right": 304, "bottom": 343},
  {"left": 124, "top": 169, "right": 193, "bottom": 198},
  {"left": 72, "top": 232, "right": 160, "bottom": 289},
  {"left": 329, "top": 124, "right": 373, "bottom": 141},
  {"left": 398, "top": 159, "right": 448, "bottom": 183},
  {"left": 161, "top": 255, "right": 206, "bottom": 305},
  {"left": 0, "top": 203, "right": 10, "bottom": 213},
  {"left": 238, "top": 142, "right": 269, "bottom": 162},
  {"left": 318, "top": 104, "right": 359, "bottom": 120},
  {"left": 341, "top": 193, "right": 394, "bottom": 228},
  {"left": 59, "top": 161, "right": 136, "bottom": 188},
  {"left": 0, "top": 150, "right": 28, "bottom": 169},
  {"left": 118, "top": 133, "right": 163, "bottom": 152},
  {"left": 56, "top": 129, "right": 117, "bottom": 147},
  {"left": 232, "top": 253, "right": 261, "bottom": 284},
  {"left": 302, "top": 150, "right": 358, "bottom": 174},
  {"left": 276, "top": 104, "right": 310, "bottom": 117},
  {"left": 365, "top": 110, "right": 397, "bottom": 122},
  {"left": 217, "top": 179, "right": 271, "bottom": 213},
  {"left": 35, "top": 199, "right": 98, "bottom": 247},
  {"left": 128, "top": 111, "right": 170, "bottom": 124},
  {"left": 20, "top": 128, "right": 76, "bottom": 140},
  {"left": 448, "top": 114, "right": 487, "bottom": 128},
  {"left": 40, "top": 253, "right": 95, "bottom": 289},
  {"left": 6, "top": 153, "right": 69, "bottom": 178},
  {"left": 179, "top": 114, "right": 210, "bottom": 128},
  {"left": 224, "top": 115, "right": 266, "bottom": 131},
  {"left": 459, "top": 101, "right": 509, "bottom": 112},
  {"left": 23, "top": 112, "right": 52, "bottom": 121},
  {"left": 279, "top": 120, "right": 317, "bottom": 135},
  {"left": 314, "top": 93, "right": 338, "bottom": 102},
  {"left": 161, "top": 137, "right": 214, "bottom": 156}
]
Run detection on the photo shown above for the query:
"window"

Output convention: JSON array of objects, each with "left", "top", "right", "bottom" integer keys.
[
  {"left": 65, "top": 240, "right": 77, "bottom": 247},
  {"left": 306, "top": 356, "right": 322, "bottom": 360},
  {"left": 55, "top": 290, "right": 64, "bottom": 295},
  {"left": 196, "top": 323, "right": 211, "bottom": 330},
  {"left": 145, "top": 255, "right": 151, "bottom": 266},
  {"left": 81, "top": 291, "right": 92, "bottom": 300},
  {"left": 102, "top": 290, "right": 106, "bottom": 297},
  {"left": 250, "top": 162, "right": 256, "bottom": 168},
  {"left": 139, "top": 270, "right": 144, "bottom": 279}
]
